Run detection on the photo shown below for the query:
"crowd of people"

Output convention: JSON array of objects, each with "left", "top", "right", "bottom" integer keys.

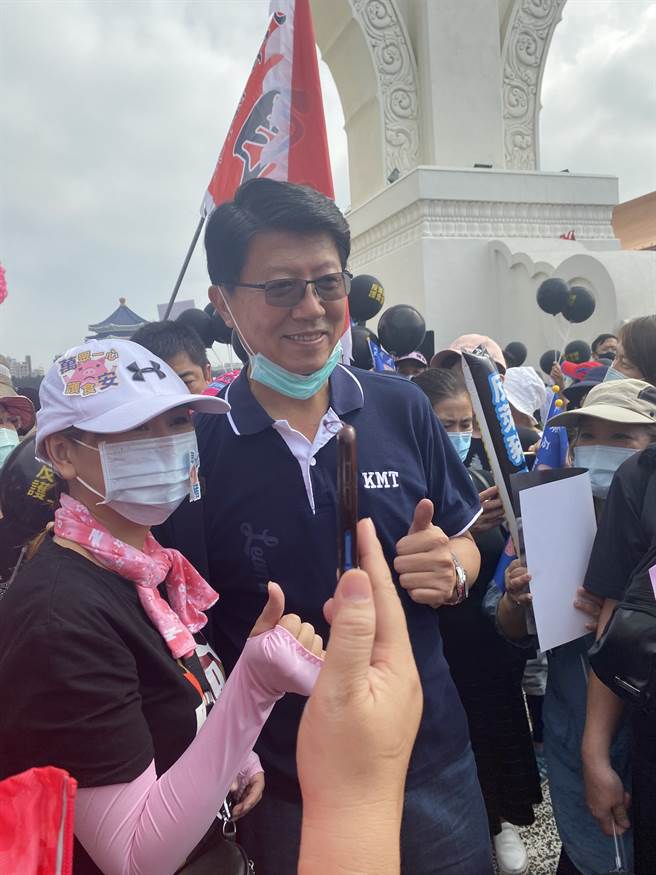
[{"left": 0, "top": 178, "right": 655, "bottom": 875}]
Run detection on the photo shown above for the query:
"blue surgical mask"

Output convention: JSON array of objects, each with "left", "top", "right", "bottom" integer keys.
[
  {"left": 73, "top": 432, "right": 200, "bottom": 526},
  {"left": 249, "top": 341, "right": 342, "bottom": 400},
  {"left": 217, "top": 285, "right": 342, "bottom": 401},
  {"left": 0, "top": 427, "right": 19, "bottom": 468},
  {"left": 448, "top": 431, "right": 472, "bottom": 463},
  {"left": 573, "top": 444, "right": 637, "bottom": 498},
  {"left": 603, "top": 366, "right": 626, "bottom": 383}
]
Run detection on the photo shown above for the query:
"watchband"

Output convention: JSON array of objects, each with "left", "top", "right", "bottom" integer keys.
[{"left": 446, "top": 552, "right": 468, "bottom": 606}]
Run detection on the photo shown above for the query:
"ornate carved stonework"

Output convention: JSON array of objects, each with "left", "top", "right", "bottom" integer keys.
[
  {"left": 352, "top": 0, "right": 420, "bottom": 176},
  {"left": 351, "top": 197, "right": 615, "bottom": 265},
  {"left": 502, "top": 0, "right": 567, "bottom": 170}
]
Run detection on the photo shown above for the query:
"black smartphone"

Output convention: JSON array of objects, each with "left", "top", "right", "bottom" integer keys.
[{"left": 337, "top": 424, "right": 358, "bottom": 576}]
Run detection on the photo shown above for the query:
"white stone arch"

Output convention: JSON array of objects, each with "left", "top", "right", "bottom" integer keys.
[
  {"left": 312, "top": 0, "right": 420, "bottom": 207},
  {"left": 501, "top": 0, "right": 568, "bottom": 170}
]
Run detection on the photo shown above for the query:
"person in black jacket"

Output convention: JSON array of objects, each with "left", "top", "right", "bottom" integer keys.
[
  {"left": 413, "top": 367, "right": 541, "bottom": 875},
  {"left": 582, "top": 443, "right": 656, "bottom": 875}
]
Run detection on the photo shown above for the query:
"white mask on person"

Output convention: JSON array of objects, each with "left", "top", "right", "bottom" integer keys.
[
  {"left": 573, "top": 444, "right": 637, "bottom": 499},
  {"left": 73, "top": 432, "right": 200, "bottom": 525},
  {"left": 0, "top": 427, "right": 19, "bottom": 468}
]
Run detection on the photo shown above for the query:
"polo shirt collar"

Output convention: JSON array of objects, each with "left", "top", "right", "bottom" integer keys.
[
  {"left": 223, "top": 364, "right": 365, "bottom": 436},
  {"left": 330, "top": 364, "right": 365, "bottom": 416},
  {"left": 223, "top": 370, "right": 273, "bottom": 436}
]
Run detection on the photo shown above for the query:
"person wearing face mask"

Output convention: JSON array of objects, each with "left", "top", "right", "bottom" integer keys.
[
  {"left": 0, "top": 339, "right": 329, "bottom": 875},
  {"left": 129, "top": 322, "right": 218, "bottom": 579},
  {"left": 495, "top": 378, "right": 656, "bottom": 875},
  {"left": 548, "top": 380, "right": 656, "bottom": 502},
  {"left": 605, "top": 314, "right": 656, "bottom": 384},
  {"left": 591, "top": 333, "right": 618, "bottom": 363},
  {"left": 582, "top": 443, "right": 656, "bottom": 875},
  {"left": 431, "top": 334, "right": 507, "bottom": 471},
  {"left": 167, "top": 178, "right": 489, "bottom": 875},
  {"left": 0, "top": 361, "right": 35, "bottom": 468},
  {"left": 413, "top": 367, "right": 541, "bottom": 875}
]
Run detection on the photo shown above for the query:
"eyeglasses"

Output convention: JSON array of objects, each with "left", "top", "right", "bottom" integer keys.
[{"left": 220, "top": 271, "right": 352, "bottom": 308}]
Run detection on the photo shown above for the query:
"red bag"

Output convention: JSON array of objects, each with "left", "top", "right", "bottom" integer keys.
[{"left": 0, "top": 766, "right": 77, "bottom": 875}]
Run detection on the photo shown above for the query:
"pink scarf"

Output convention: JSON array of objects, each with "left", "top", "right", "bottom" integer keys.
[{"left": 54, "top": 494, "right": 219, "bottom": 659}]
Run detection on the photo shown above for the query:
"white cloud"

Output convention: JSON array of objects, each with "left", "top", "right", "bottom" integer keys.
[
  {"left": 0, "top": 0, "right": 348, "bottom": 367},
  {"left": 540, "top": 0, "right": 656, "bottom": 200}
]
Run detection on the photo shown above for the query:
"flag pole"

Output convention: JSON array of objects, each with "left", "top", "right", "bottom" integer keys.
[{"left": 162, "top": 215, "right": 206, "bottom": 321}]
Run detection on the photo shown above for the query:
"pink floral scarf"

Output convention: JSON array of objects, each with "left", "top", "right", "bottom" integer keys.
[{"left": 54, "top": 494, "right": 219, "bottom": 659}]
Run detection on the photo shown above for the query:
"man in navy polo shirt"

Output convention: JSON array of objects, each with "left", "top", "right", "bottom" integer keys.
[{"left": 193, "top": 179, "right": 492, "bottom": 874}]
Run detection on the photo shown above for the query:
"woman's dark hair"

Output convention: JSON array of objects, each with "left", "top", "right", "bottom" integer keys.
[
  {"left": 204, "top": 178, "right": 351, "bottom": 286},
  {"left": 412, "top": 368, "right": 468, "bottom": 408},
  {"left": 130, "top": 321, "right": 209, "bottom": 368},
  {"left": 618, "top": 315, "right": 656, "bottom": 386},
  {"left": 591, "top": 332, "right": 617, "bottom": 354}
]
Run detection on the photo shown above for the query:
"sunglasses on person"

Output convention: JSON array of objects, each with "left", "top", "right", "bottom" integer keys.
[{"left": 219, "top": 271, "right": 352, "bottom": 308}]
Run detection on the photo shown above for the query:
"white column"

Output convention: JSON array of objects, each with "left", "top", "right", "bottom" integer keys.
[{"left": 412, "top": 0, "right": 505, "bottom": 169}]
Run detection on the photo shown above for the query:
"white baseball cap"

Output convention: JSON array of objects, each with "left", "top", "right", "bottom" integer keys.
[
  {"left": 36, "top": 339, "right": 229, "bottom": 461},
  {"left": 503, "top": 367, "right": 548, "bottom": 425}
]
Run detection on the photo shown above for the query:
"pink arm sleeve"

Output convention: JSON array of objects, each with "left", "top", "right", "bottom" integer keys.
[
  {"left": 74, "top": 626, "right": 321, "bottom": 875},
  {"left": 236, "top": 750, "right": 263, "bottom": 794}
]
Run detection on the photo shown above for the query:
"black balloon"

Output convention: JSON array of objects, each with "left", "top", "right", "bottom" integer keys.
[
  {"left": 536, "top": 278, "right": 569, "bottom": 315},
  {"left": 231, "top": 329, "right": 249, "bottom": 364},
  {"left": 212, "top": 312, "right": 233, "bottom": 345},
  {"left": 539, "top": 349, "right": 561, "bottom": 375},
  {"left": 204, "top": 302, "right": 239, "bottom": 345},
  {"left": 564, "top": 339, "right": 592, "bottom": 363},
  {"left": 503, "top": 341, "right": 527, "bottom": 368},
  {"left": 348, "top": 274, "right": 385, "bottom": 324},
  {"left": 561, "top": 286, "right": 596, "bottom": 324},
  {"left": 0, "top": 434, "right": 58, "bottom": 543},
  {"left": 350, "top": 325, "right": 379, "bottom": 370},
  {"left": 377, "top": 305, "right": 426, "bottom": 358},
  {"left": 176, "top": 308, "right": 215, "bottom": 347}
]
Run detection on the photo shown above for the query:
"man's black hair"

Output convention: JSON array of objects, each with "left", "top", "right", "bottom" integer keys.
[
  {"left": 130, "top": 321, "right": 209, "bottom": 368},
  {"left": 591, "top": 332, "right": 617, "bottom": 353},
  {"left": 204, "top": 178, "right": 351, "bottom": 287}
]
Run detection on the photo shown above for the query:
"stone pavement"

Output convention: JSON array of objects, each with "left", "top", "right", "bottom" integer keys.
[
  {"left": 490, "top": 779, "right": 562, "bottom": 873},
  {"left": 516, "top": 782, "right": 562, "bottom": 875}
]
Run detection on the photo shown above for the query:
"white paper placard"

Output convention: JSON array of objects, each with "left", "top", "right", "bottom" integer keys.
[{"left": 519, "top": 471, "right": 597, "bottom": 652}]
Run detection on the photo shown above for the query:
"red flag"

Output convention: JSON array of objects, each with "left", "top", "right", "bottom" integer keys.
[
  {"left": 202, "top": 0, "right": 334, "bottom": 214},
  {"left": 559, "top": 230, "right": 576, "bottom": 240},
  {"left": 201, "top": 1, "right": 351, "bottom": 361}
]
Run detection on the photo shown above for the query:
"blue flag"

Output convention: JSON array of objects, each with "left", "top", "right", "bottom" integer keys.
[
  {"left": 368, "top": 338, "right": 396, "bottom": 373},
  {"left": 493, "top": 536, "right": 516, "bottom": 592},
  {"left": 534, "top": 392, "right": 569, "bottom": 470}
]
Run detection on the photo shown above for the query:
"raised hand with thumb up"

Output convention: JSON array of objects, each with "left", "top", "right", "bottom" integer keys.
[
  {"left": 393, "top": 498, "right": 462, "bottom": 607},
  {"left": 248, "top": 581, "right": 324, "bottom": 657},
  {"left": 297, "top": 517, "right": 422, "bottom": 875}
]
